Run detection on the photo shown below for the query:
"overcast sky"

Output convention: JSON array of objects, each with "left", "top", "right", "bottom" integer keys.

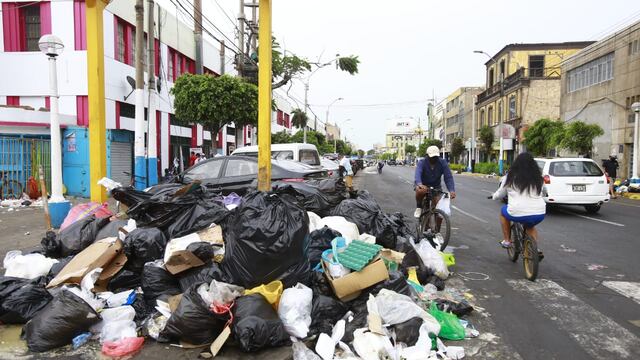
[{"left": 160, "top": 0, "right": 640, "bottom": 150}]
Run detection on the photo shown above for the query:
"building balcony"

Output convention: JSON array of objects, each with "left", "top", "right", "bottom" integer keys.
[{"left": 476, "top": 67, "right": 561, "bottom": 104}]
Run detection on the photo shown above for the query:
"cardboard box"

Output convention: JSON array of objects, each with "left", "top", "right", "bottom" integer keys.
[
  {"left": 322, "top": 256, "right": 389, "bottom": 301},
  {"left": 163, "top": 225, "right": 224, "bottom": 274},
  {"left": 47, "top": 237, "right": 124, "bottom": 288}
]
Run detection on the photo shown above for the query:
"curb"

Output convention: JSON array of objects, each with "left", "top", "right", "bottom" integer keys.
[{"left": 621, "top": 192, "right": 640, "bottom": 201}]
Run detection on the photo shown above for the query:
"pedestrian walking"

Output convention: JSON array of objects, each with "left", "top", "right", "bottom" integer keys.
[
  {"left": 603, "top": 155, "right": 619, "bottom": 199},
  {"left": 338, "top": 154, "right": 354, "bottom": 191}
]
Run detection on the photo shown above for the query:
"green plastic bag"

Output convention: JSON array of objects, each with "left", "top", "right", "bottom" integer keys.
[{"left": 428, "top": 302, "right": 465, "bottom": 340}]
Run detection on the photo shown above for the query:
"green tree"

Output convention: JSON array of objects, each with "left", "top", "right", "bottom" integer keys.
[
  {"left": 270, "top": 38, "right": 360, "bottom": 89},
  {"left": 450, "top": 137, "right": 465, "bottom": 163},
  {"left": 271, "top": 130, "right": 291, "bottom": 144},
  {"left": 366, "top": 149, "right": 375, "bottom": 156},
  {"left": 523, "top": 119, "right": 565, "bottom": 156},
  {"left": 417, "top": 138, "right": 443, "bottom": 157},
  {"left": 479, "top": 126, "right": 494, "bottom": 156},
  {"left": 171, "top": 74, "right": 257, "bottom": 153},
  {"left": 380, "top": 152, "right": 396, "bottom": 160},
  {"left": 405, "top": 144, "right": 416, "bottom": 156},
  {"left": 357, "top": 149, "right": 365, "bottom": 158},
  {"left": 558, "top": 121, "right": 604, "bottom": 157},
  {"left": 291, "top": 108, "right": 309, "bottom": 130}
]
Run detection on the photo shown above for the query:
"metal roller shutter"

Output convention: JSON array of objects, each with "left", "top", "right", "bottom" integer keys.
[{"left": 111, "top": 141, "right": 132, "bottom": 187}]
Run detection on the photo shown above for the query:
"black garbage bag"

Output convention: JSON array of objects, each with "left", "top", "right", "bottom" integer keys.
[
  {"left": 178, "top": 262, "right": 225, "bottom": 292},
  {"left": 166, "top": 200, "right": 229, "bottom": 239},
  {"left": 429, "top": 276, "right": 446, "bottom": 291},
  {"left": 111, "top": 186, "right": 153, "bottom": 208},
  {"left": 95, "top": 219, "right": 128, "bottom": 240},
  {"left": 310, "top": 271, "right": 333, "bottom": 297},
  {"left": 272, "top": 182, "right": 334, "bottom": 217},
  {"left": 0, "top": 276, "right": 52, "bottom": 324},
  {"left": 107, "top": 269, "right": 142, "bottom": 293},
  {"left": 309, "top": 294, "right": 348, "bottom": 335},
  {"left": 435, "top": 299, "right": 474, "bottom": 317},
  {"left": 343, "top": 311, "right": 367, "bottom": 343},
  {"left": 278, "top": 257, "right": 312, "bottom": 289},
  {"left": 131, "top": 292, "right": 153, "bottom": 324},
  {"left": 232, "top": 294, "right": 290, "bottom": 352},
  {"left": 161, "top": 283, "right": 226, "bottom": 345},
  {"left": 23, "top": 290, "right": 101, "bottom": 352},
  {"left": 46, "top": 256, "right": 73, "bottom": 282},
  {"left": 396, "top": 236, "right": 434, "bottom": 285},
  {"left": 141, "top": 262, "right": 181, "bottom": 306},
  {"left": 370, "top": 271, "right": 412, "bottom": 297},
  {"left": 221, "top": 191, "right": 309, "bottom": 288},
  {"left": 123, "top": 228, "right": 168, "bottom": 272},
  {"left": 41, "top": 216, "right": 110, "bottom": 258},
  {"left": 308, "top": 226, "right": 342, "bottom": 266},
  {"left": 185, "top": 242, "right": 217, "bottom": 263},
  {"left": 393, "top": 317, "right": 423, "bottom": 346},
  {"left": 304, "top": 178, "right": 347, "bottom": 210}
]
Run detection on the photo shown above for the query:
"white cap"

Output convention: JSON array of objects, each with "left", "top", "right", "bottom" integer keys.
[{"left": 426, "top": 145, "right": 440, "bottom": 158}]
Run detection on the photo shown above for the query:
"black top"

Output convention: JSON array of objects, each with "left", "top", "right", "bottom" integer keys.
[{"left": 603, "top": 159, "right": 618, "bottom": 178}]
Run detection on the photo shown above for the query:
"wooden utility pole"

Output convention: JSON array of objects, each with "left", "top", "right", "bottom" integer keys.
[
  {"left": 133, "top": 0, "right": 146, "bottom": 189},
  {"left": 237, "top": 0, "right": 246, "bottom": 76},
  {"left": 220, "top": 40, "right": 225, "bottom": 74},
  {"left": 194, "top": 0, "right": 203, "bottom": 74}
]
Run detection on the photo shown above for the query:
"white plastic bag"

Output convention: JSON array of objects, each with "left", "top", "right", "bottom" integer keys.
[
  {"left": 100, "top": 320, "right": 137, "bottom": 343},
  {"left": 106, "top": 290, "right": 135, "bottom": 308},
  {"left": 358, "top": 233, "right": 376, "bottom": 244},
  {"left": 315, "top": 319, "right": 346, "bottom": 360},
  {"left": 2, "top": 250, "right": 58, "bottom": 279},
  {"left": 308, "top": 212, "right": 322, "bottom": 233},
  {"left": 401, "top": 321, "right": 440, "bottom": 360},
  {"left": 375, "top": 289, "right": 441, "bottom": 336},
  {"left": 318, "top": 216, "right": 359, "bottom": 241},
  {"left": 198, "top": 280, "right": 244, "bottom": 307},
  {"left": 352, "top": 328, "right": 396, "bottom": 360},
  {"left": 293, "top": 341, "right": 321, "bottom": 360},
  {"left": 414, "top": 240, "right": 449, "bottom": 279},
  {"left": 90, "top": 305, "right": 136, "bottom": 333},
  {"left": 97, "top": 177, "right": 122, "bottom": 192},
  {"left": 278, "top": 283, "right": 313, "bottom": 338},
  {"left": 435, "top": 196, "right": 451, "bottom": 216},
  {"left": 64, "top": 268, "right": 106, "bottom": 311}
]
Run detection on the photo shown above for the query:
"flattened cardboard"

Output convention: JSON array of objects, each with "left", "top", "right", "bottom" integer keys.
[
  {"left": 380, "top": 249, "right": 405, "bottom": 264},
  {"left": 197, "top": 225, "right": 224, "bottom": 245},
  {"left": 322, "top": 256, "right": 389, "bottom": 301},
  {"left": 47, "top": 237, "right": 123, "bottom": 288},
  {"left": 94, "top": 252, "right": 128, "bottom": 292},
  {"left": 165, "top": 250, "right": 205, "bottom": 275}
]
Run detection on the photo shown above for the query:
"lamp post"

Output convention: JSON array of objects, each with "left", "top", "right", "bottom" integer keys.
[
  {"left": 326, "top": 97, "right": 343, "bottom": 129},
  {"left": 39, "top": 34, "right": 70, "bottom": 227},
  {"left": 631, "top": 102, "right": 640, "bottom": 182},
  {"left": 474, "top": 50, "right": 504, "bottom": 175}
]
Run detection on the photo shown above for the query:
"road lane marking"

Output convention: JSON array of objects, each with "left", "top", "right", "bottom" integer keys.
[
  {"left": 556, "top": 209, "right": 625, "bottom": 227},
  {"left": 508, "top": 279, "right": 640, "bottom": 359},
  {"left": 451, "top": 205, "right": 488, "bottom": 223},
  {"left": 397, "top": 176, "right": 413, "bottom": 185},
  {"left": 480, "top": 189, "right": 494, "bottom": 194},
  {"left": 602, "top": 281, "right": 640, "bottom": 305}
]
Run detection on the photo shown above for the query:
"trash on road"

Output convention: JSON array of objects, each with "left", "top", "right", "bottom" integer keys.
[{"left": 2, "top": 250, "right": 58, "bottom": 279}]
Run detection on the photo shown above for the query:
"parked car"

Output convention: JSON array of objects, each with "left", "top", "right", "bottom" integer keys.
[
  {"left": 535, "top": 157, "right": 610, "bottom": 213},
  {"left": 153, "top": 156, "right": 327, "bottom": 195},
  {"left": 231, "top": 143, "right": 322, "bottom": 169},
  {"left": 321, "top": 158, "right": 340, "bottom": 178},
  {"left": 387, "top": 160, "right": 397, "bottom": 166}
]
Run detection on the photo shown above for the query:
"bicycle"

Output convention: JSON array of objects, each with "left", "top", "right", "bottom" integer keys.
[
  {"left": 507, "top": 221, "right": 540, "bottom": 281},
  {"left": 0, "top": 172, "right": 24, "bottom": 200},
  {"left": 417, "top": 186, "right": 451, "bottom": 251}
]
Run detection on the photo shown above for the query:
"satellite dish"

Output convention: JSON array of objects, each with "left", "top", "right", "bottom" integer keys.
[{"left": 123, "top": 76, "right": 136, "bottom": 101}]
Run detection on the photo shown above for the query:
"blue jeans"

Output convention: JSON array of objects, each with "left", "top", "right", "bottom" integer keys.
[{"left": 501, "top": 205, "right": 544, "bottom": 229}]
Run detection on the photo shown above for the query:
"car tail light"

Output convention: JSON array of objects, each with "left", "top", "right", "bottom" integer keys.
[
  {"left": 328, "top": 171, "right": 334, "bottom": 176},
  {"left": 282, "top": 178, "right": 304, "bottom": 182},
  {"left": 543, "top": 175, "right": 550, "bottom": 184}
]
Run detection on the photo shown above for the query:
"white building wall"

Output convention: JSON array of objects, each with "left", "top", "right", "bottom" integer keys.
[{"left": 51, "top": 0, "right": 75, "bottom": 53}]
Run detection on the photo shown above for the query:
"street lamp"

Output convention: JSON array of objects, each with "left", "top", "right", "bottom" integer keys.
[
  {"left": 39, "top": 34, "right": 70, "bottom": 227},
  {"left": 326, "top": 97, "right": 343, "bottom": 128},
  {"left": 631, "top": 102, "right": 640, "bottom": 182},
  {"left": 474, "top": 49, "right": 505, "bottom": 175}
]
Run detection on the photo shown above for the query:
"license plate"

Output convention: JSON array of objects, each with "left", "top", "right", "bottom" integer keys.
[{"left": 572, "top": 185, "right": 586, "bottom": 192}]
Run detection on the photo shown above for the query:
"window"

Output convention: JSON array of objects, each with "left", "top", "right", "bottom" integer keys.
[
  {"left": 116, "top": 20, "right": 126, "bottom": 62},
  {"left": 629, "top": 39, "right": 640, "bottom": 56},
  {"left": 487, "top": 106, "right": 494, "bottom": 126},
  {"left": 224, "top": 159, "right": 258, "bottom": 177},
  {"left": 2, "top": 2, "right": 51, "bottom": 52},
  {"left": 119, "top": 102, "right": 135, "bottom": 118},
  {"left": 284, "top": 113, "right": 290, "bottom": 128},
  {"left": 489, "top": 68, "right": 495, "bottom": 87},
  {"left": 168, "top": 48, "right": 175, "bottom": 81},
  {"left": 184, "top": 159, "right": 223, "bottom": 181},
  {"left": 74, "top": 0, "right": 87, "bottom": 50},
  {"left": 549, "top": 161, "right": 603, "bottom": 177},
  {"left": 273, "top": 151, "right": 294, "bottom": 160},
  {"left": 529, "top": 55, "right": 545, "bottom": 77},
  {"left": 226, "top": 126, "right": 236, "bottom": 136},
  {"left": 497, "top": 101, "right": 503, "bottom": 123},
  {"left": 509, "top": 95, "right": 516, "bottom": 119},
  {"left": 480, "top": 109, "right": 485, "bottom": 127},
  {"left": 499, "top": 60, "right": 505, "bottom": 80},
  {"left": 567, "top": 53, "right": 614, "bottom": 92}
]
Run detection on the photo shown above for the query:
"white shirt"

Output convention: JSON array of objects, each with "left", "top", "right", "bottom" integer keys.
[
  {"left": 492, "top": 176, "right": 546, "bottom": 217},
  {"left": 339, "top": 158, "right": 353, "bottom": 176}
]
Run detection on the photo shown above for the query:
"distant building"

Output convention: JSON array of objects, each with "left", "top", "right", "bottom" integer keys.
[
  {"left": 385, "top": 117, "right": 422, "bottom": 161},
  {"left": 325, "top": 123, "right": 341, "bottom": 142},
  {"left": 475, "top": 42, "right": 594, "bottom": 163},
  {"left": 560, "top": 21, "right": 640, "bottom": 178},
  {"left": 443, "top": 87, "right": 484, "bottom": 163}
]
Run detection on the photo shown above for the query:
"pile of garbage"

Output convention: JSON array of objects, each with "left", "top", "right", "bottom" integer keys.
[{"left": 0, "top": 179, "right": 478, "bottom": 359}]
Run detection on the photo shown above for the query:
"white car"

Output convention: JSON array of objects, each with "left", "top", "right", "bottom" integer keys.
[
  {"left": 321, "top": 158, "right": 340, "bottom": 178},
  {"left": 535, "top": 157, "right": 610, "bottom": 213},
  {"left": 231, "top": 143, "right": 322, "bottom": 169}
]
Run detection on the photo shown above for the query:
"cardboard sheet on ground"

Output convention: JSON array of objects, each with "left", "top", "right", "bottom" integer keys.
[
  {"left": 322, "top": 256, "right": 389, "bottom": 301},
  {"left": 164, "top": 225, "right": 224, "bottom": 274},
  {"left": 47, "top": 238, "right": 124, "bottom": 289}
]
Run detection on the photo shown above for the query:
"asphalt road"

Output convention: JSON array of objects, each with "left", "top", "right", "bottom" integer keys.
[{"left": 359, "top": 165, "right": 640, "bottom": 360}]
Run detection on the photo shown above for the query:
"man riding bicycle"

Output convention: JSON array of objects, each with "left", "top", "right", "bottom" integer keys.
[{"left": 414, "top": 145, "right": 456, "bottom": 218}]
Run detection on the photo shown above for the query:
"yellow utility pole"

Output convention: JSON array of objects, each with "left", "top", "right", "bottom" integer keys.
[
  {"left": 257, "top": 0, "right": 272, "bottom": 191},
  {"left": 86, "top": 0, "right": 108, "bottom": 202}
]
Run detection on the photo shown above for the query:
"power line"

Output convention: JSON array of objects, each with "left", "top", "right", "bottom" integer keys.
[
  {"left": 309, "top": 100, "right": 430, "bottom": 108},
  {"left": 211, "top": 0, "right": 239, "bottom": 31}
]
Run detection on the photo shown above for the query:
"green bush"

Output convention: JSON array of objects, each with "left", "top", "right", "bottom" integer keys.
[
  {"left": 449, "top": 163, "right": 466, "bottom": 173},
  {"left": 475, "top": 162, "right": 499, "bottom": 174}
]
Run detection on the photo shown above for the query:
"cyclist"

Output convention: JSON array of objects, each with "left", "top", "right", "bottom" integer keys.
[
  {"left": 414, "top": 145, "right": 456, "bottom": 218},
  {"left": 491, "top": 152, "right": 546, "bottom": 250}
]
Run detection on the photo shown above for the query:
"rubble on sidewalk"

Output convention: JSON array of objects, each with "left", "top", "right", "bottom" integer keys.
[{"left": 0, "top": 177, "right": 482, "bottom": 359}]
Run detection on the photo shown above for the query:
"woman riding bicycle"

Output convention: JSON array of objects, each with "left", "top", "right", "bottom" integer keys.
[{"left": 491, "top": 152, "right": 545, "bottom": 250}]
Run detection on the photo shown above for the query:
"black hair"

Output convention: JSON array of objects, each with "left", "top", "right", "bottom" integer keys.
[{"left": 505, "top": 152, "right": 543, "bottom": 195}]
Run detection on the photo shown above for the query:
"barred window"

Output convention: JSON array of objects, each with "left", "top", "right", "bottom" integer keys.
[{"left": 567, "top": 53, "right": 614, "bottom": 93}]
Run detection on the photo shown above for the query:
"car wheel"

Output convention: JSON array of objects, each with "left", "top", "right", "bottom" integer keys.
[{"left": 585, "top": 204, "right": 601, "bottom": 214}]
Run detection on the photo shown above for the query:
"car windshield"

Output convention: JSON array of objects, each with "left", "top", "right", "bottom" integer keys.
[
  {"left": 299, "top": 150, "right": 320, "bottom": 165},
  {"left": 549, "top": 161, "right": 603, "bottom": 177},
  {"left": 232, "top": 151, "right": 294, "bottom": 161}
]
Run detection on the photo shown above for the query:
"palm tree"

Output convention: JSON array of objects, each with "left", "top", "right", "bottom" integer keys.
[{"left": 291, "top": 108, "right": 308, "bottom": 129}]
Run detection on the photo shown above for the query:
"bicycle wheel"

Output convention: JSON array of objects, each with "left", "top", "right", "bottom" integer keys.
[
  {"left": 2, "top": 180, "right": 23, "bottom": 199},
  {"left": 522, "top": 235, "right": 539, "bottom": 281},
  {"left": 419, "top": 209, "right": 451, "bottom": 251},
  {"left": 507, "top": 225, "right": 521, "bottom": 262}
]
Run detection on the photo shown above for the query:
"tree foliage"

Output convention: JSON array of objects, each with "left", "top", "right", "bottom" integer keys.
[
  {"left": 450, "top": 137, "right": 465, "bottom": 163},
  {"left": 380, "top": 152, "right": 397, "bottom": 160},
  {"left": 523, "top": 118, "right": 565, "bottom": 156},
  {"left": 417, "top": 138, "right": 443, "bottom": 157},
  {"left": 171, "top": 74, "right": 257, "bottom": 151},
  {"left": 357, "top": 149, "right": 365, "bottom": 158},
  {"left": 405, "top": 144, "right": 416, "bottom": 155},
  {"left": 558, "top": 121, "right": 604, "bottom": 157},
  {"left": 479, "top": 126, "right": 494, "bottom": 153},
  {"left": 291, "top": 108, "right": 308, "bottom": 129},
  {"left": 366, "top": 149, "right": 376, "bottom": 156}
]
